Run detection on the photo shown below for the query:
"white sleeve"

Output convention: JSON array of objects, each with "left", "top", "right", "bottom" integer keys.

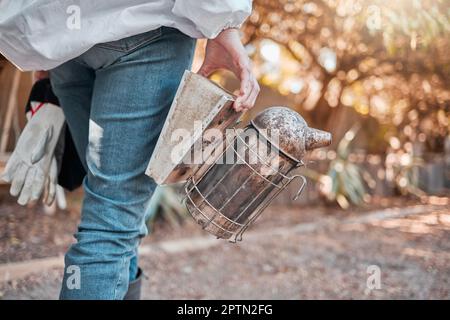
[{"left": 172, "top": 0, "right": 252, "bottom": 39}]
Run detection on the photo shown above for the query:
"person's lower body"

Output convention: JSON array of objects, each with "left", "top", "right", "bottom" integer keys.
[{"left": 50, "top": 27, "right": 195, "bottom": 299}]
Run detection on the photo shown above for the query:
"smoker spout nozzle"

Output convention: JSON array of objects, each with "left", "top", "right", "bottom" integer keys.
[{"left": 305, "top": 128, "right": 332, "bottom": 150}]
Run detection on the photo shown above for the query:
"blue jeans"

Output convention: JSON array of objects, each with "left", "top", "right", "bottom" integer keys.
[{"left": 50, "top": 27, "right": 195, "bottom": 299}]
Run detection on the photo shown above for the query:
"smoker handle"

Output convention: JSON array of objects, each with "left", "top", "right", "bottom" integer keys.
[{"left": 290, "top": 174, "right": 307, "bottom": 201}]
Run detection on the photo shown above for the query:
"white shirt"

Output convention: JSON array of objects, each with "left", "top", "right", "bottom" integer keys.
[{"left": 0, "top": 0, "right": 252, "bottom": 71}]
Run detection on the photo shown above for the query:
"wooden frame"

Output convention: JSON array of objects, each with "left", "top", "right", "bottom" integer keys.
[{"left": 0, "top": 60, "right": 29, "bottom": 183}]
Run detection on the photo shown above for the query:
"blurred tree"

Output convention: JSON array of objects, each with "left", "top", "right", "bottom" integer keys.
[{"left": 242, "top": 0, "right": 449, "bottom": 154}]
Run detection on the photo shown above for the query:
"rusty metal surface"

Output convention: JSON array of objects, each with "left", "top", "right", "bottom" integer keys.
[
  {"left": 305, "top": 127, "right": 332, "bottom": 151},
  {"left": 251, "top": 106, "right": 331, "bottom": 162}
]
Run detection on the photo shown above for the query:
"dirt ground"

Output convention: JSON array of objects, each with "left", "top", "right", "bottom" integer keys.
[
  {"left": 0, "top": 187, "right": 429, "bottom": 264},
  {"left": 0, "top": 190, "right": 449, "bottom": 299}
]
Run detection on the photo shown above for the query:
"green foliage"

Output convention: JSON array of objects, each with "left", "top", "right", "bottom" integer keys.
[
  {"left": 323, "top": 125, "right": 368, "bottom": 208},
  {"left": 386, "top": 154, "right": 426, "bottom": 197},
  {"left": 303, "top": 125, "right": 369, "bottom": 209}
]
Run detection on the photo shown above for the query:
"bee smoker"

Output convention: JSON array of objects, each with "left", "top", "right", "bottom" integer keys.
[
  {"left": 185, "top": 107, "right": 332, "bottom": 242},
  {"left": 146, "top": 71, "right": 331, "bottom": 242}
]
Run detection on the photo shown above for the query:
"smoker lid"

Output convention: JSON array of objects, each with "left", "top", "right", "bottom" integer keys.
[{"left": 251, "top": 106, "right": 332, "bottom": 162}]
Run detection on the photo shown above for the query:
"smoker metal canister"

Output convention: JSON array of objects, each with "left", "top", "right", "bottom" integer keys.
[{"left": 185, "top": 107, "right": 332, "bottom": 241}]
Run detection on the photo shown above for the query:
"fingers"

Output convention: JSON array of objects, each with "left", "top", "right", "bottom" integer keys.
[
  {"left": 234, "top": 64, "right": 260, "bottom": 112},
  {"left": 45, "top": 178, "right": 56, "bottom": 206},
  {"left": 234, "top": 66, "right": 251, "bottom": 112},
  {"left": 1, "top": 157, "right": 18, "bottom": 183},
  {"left": 43, "top": 177, "right": 50, "bottom": 205},
  {"left": 44, "top": 158, "right": 58, "bottom": 206},
  {"left": 247, "top": 77, "right": 260, "bottom": 109},
  {"left": 10, "top": 163, "right": 28, "bottom": 197},
  {"left": 56, "top": 185, "right": 67, "bottom": 210},
  {"left": 4, "top": 159, "right": 50, "bottom": 205},
  {"left": 17, "top": 168, "right": 35, "bottom": 206},
  {"left": 30, "top": 169, "right": 45, "bottom": 202}
]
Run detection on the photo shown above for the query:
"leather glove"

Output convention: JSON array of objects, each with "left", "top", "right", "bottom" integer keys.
[
  {"left": 42, "top": 123, "right": 65, "bottom": 206},
  {"left": 1, "top": 102, "right": 65, "bottom": 205}
]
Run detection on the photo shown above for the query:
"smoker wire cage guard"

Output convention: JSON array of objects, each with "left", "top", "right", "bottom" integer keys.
[{"left": 185, "top": 125, "right": 306, "bottom": 242}]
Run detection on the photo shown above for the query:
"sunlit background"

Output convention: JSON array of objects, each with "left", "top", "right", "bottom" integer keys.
[{"left": 192, "top": 0, "right": 449, "bottom": 208}]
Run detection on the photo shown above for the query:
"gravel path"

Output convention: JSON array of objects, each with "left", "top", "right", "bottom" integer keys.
[{"left": 1, "top": 204, "right": 449, "bottom": 299}]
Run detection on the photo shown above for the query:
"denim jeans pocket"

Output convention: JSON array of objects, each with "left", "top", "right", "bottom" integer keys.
[{"left": 95, "top": 27, "right": 163, "bottom": 53}]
